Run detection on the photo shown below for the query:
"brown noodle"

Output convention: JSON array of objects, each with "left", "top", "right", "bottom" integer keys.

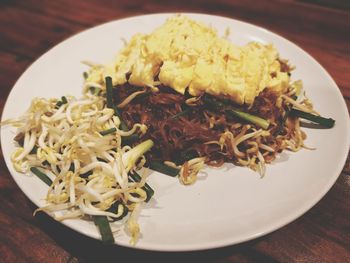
[{"left": 112, "top": 81, "right": 306, "bottom": 176}]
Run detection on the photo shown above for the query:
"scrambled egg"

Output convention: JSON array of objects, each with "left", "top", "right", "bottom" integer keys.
[{"left": 87, "top": 15, "right": 290, "bottom": 105}]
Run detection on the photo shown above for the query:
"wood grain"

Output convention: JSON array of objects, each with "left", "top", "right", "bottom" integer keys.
[{"left": 0, "top": 0, "right": 349, "bottom": 262}]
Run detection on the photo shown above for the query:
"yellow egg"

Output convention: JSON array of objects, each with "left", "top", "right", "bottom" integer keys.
[{"left": 91, "top": 15, "right": 291, "bottom": 105}]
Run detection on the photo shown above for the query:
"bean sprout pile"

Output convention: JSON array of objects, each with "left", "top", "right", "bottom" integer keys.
[{"left": 3, "top": 90, "right": 153, "bottom": 244}]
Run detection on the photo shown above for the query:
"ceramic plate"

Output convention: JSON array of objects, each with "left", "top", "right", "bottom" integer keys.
[{"left": 1, "top": 13, "right": 349, "bottom": 251}]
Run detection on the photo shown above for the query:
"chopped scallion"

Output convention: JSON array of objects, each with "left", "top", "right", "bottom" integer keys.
[
  {"left": 226, "top": 109, "right": 270, "bottom": 130},
  {"left": 99, "top": 127, "right": 117, "bottom": 136},
  {"left": 93, "top": 216, "right": 114, "bottom": 244},
  {"left": 30, "top": 167, "right": 52, "bottom": 186},
  {"left": 105, "top": 76, "right": 114, "bottom": 109},
  {"left": 105, "top": 76, "right": 139, "bottom": 145},
  {"left": 129, "top": 171, "right": 154, "bottom": 202},
  {"left": 290, "top": 109, "right": 335, "bottom": 128},
  {"left": 202, "top": 94, "right": 270, "bottom": 130},
  {"left": 149, "top": 161, "right": 180, "bottom": 177}
]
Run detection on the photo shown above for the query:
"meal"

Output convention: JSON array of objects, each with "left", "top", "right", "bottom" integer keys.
[
  {"left": 1, "top": 15, "right": 335, "bottom": 244},
  {"left": 85, "top": 15, "right": 334, "bottom": 182}
]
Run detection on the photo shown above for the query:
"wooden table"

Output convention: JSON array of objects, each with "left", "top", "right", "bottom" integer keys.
[{"left": 0, "top": 0, "right": 349, "bottom": 262}]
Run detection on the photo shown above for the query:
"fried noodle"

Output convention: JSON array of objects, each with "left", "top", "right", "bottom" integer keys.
[{"left": 112, "top": 78, "right": 307, "bottom": 177}]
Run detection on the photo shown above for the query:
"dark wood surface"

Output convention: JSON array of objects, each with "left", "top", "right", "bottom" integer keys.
[{"left": 0, "top": 1, "right": 349, "bottom": 262}]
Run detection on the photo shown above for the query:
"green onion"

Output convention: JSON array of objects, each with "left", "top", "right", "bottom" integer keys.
[
  {"left": 149, "top": 161, "right": 180, "bottom": 177},
  {"left": 89, "top": 86, "right": 101, "bottom": 95},
  {"left": 55, "top": 96, "right": 68, "bottom": 108},
  {"left": 99, "top": 127, "right": 117, "bottom": 136},
  {"left": 105, "top": 76, "right": 139, "bottom": 145},
  {"left": 79, "top": 170, "right": 93, "bottom": 179},
  {"left": 30, "top": 145, "right": 38, "bottom": 154},
  {"left": 225, "top": 109, "right": 270, "bottom": 130},
  {"left": 61, "top": 96, "right": 67, "bottom": 104},
  {"left": 104, "top": 76, "right": 126, "bottom": 130},
  {"left": 105, "top": 76, "right": 114, "bottom": 109},
  {"left": 121, "top": 134, "right": 139, "bottom": 145},
  {"left": 290, "top": 109, "right": 335, "bottom": 128},
  {"left": 129, "top": 171, "right": 154, "bottom": 202},
  {"left": 107, "top": 201, "right": 129, "bottom": 221},
  {"left": 83, "top": 71, "right": 88, "bottom": 79},
  {"left": 93, "top": 216, "right": 114, "bottom": 244},
  {"left": 30, "top": 167, "right": 52, "bottom": 186},
  {"left": 202, "top": 94, "right": 270, "bottom": 130},
  {"left": 69, "top": 163, "right": 75, "bottom": 172}
]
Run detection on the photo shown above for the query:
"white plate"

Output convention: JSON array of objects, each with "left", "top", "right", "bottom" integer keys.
[{"left": 1, "top": 13, "right": 349, "bottom": 251}]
